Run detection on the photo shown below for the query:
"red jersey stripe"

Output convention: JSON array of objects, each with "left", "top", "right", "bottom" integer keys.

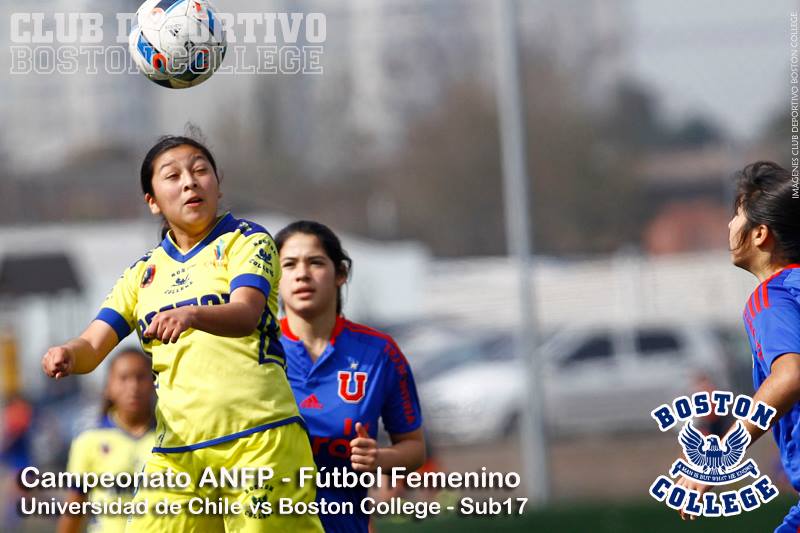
[
  {"left": 279, "top": 318, "right": 299, "bottom": 341},
  {"left": 280, "top": 316, "right": 347, "bottom": 345}
]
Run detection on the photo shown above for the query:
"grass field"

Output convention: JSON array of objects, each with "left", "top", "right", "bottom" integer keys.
[{"left": 375, "top": 498, "right": 796, "bottom": 532}]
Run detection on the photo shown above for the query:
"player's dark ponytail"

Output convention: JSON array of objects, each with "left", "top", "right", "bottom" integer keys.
[
  {"left": 733, "top": 161, "right": 800, "bottom": 262},
  {"left": 275, "top": 221, "right": 353, "bottom": 314},
  {"left": 140, "top": 130, "right": 220, "bottom": 240}
]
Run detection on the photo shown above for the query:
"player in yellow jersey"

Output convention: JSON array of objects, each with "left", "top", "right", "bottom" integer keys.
[
  {"left": 59, "top": 348, "right": 155, "bottom": 533},
  {"left": 42, "top": 135, "right": 323, "bottom": 533}
]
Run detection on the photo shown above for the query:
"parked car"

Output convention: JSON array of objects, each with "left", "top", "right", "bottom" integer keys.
[{"left": 416, "top": 323, "right": 733, "bottom": 446}]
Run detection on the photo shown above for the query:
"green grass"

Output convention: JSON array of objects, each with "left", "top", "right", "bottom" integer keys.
[{"left": 375, "top": 498, "right": 797, "bottom": 532}]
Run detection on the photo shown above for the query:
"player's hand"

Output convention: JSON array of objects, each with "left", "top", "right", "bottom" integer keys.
[
  {"left": 41, "top": 345, "right": 75, "bottom": 379},
  {"left": 144, "top": 307, "right": 195, "bottom": 344},
  {"left": 675, "top": 473, "right": 711, "bottom": 521},
  {"left": 350, "top": 422, "right": 379, "bottom": 472}
]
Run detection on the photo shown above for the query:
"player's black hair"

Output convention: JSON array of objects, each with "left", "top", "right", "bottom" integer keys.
[
  {"left": 100, "top": 348, "right": 151, "bottom": 418},
  {"left": 140, "top": 131, "right": 220, "bottom": 238},
  {"left": 275, "top": 221, "right": 353, "bottom": 315},
  {"left": 733, "top": 161, "right": 800, "bottom": 262}
]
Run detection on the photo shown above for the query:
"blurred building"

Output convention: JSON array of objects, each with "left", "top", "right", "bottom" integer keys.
[
  {"left": 0, "top": 0, "right": 151, "bottom": 174},
  {"left": 637, "top": 144, "right": 782, "bottom": 255},
  {"left": 423, "top": 252, "right": 756, "bottom": 331}
]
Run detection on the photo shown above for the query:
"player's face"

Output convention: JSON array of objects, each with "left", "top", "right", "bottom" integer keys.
[
  {"left": 145, "top": 145, "right": 221, "bottom": 234},
  {"left": 107, "top": 354, "right": 153, "bottom": 418},
  {"left": 279, "top": 233, "right": 345, "bottom": 319},
  {"left": 728, "top": 205, "right": 752, "bottom": 268}
]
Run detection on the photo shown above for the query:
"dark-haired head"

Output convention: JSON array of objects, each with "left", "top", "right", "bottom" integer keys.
[
  {"left": 140, "top": 134, "right": 222, "bottom": 240},
  {"left": 275, "top": 221, "right": 352, "bottom": 314},
  {"left": 101, "top": 348, "right": 154, "bottom": 420},
  {"left": 140, "top": 135, "right": 219, "bottom": 197},
  {"left": 730, "top": 161, "right": 800, "bottom": 269}
]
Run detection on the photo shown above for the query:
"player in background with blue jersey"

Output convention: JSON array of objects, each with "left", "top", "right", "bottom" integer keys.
[
  {"left": 677, "top": 162, "right": 800, "bottom": 532},
  {"left": 275, "top": 221, "right": 426, "bottom": 533},
  {"left": 59, "top": 348, "right": 155, "bottom": 533},
  {"left": 42, "top": 134, "right": 322, "bottom": 533}
]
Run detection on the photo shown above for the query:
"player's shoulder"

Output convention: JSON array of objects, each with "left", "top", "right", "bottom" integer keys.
[
  {"left": 71, "top": 417, "right": 117, "bottom": 448},
  {"left": 229, "top": 215, "right": 272, "bottom": 239},
  {"left": 783, "top": 267, "right": 800, "bottom": 294},
  {"left": 223, "top": 216, "right": 278, "bottom": 256},
  {"left": 340, "top": 319, "right": 404, "bottom": 356},
  {"left": 113, "top": 248, "right": 159, "bottom": 290},
  {"left": 126, "top": 247, "right": 158, "bottom": 272},
  {"left": 766, "top": 266, "right": 800, "bottom": 307},
  {"left": 749, "top": 268, "right": 800, "bottom": 326}
]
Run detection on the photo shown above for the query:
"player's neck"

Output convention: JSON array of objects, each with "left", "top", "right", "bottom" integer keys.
[
  {"left": 747, "top": 250, "right": 791, "bottom": 282},
  {"left": 287, "top": 311, "right": 338, "bottom": 361},
  {"left": 168, "top": 216, "right": 219, "bottom": 252},
  {"left": 111, "top": 410, "right": 151, "bottom": 438}
]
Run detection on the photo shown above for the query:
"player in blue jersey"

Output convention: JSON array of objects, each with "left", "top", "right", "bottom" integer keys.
[
  {"left": 42, "top": 135, "right": 322, "bottom": 532},
  {"left": 275, "top": 221, "right": 426, "bottom": 533},
  {"left": 676, "top": 162, "right": 800, "bottom": 531}
]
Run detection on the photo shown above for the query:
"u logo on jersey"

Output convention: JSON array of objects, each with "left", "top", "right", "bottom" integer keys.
[{"left": 337, "top": 371, "right": 368, "bottom": 403}]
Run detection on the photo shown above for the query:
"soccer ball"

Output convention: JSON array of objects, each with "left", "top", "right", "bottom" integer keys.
[{"left": 129, "top": 0, "right": 227, "bottom": 89}]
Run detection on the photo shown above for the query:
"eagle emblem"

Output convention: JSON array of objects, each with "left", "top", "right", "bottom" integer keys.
[{"left": 679, "top": 421, "right": 750, "bottom": 475}]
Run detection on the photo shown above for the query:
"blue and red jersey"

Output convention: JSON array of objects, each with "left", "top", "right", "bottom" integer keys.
[
  {"left": 280, "top": 317, "right": 423, "bottom": 533},
  {"left": 745, "top": 264, "right": 800, "bottom": 490}
]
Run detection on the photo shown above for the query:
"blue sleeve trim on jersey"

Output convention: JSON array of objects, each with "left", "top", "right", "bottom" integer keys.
[
  {"left": 260, "top": 357, "right": 286, "bottom": 369},
  {"left": 230, "top": 274, "right": 271, "bottom": 297},
  {"left": 151, "top": 415, "right": 307, "bottom": 453},
  {"left": 95, "top": 308, "right": 132, "bottom": 341}
]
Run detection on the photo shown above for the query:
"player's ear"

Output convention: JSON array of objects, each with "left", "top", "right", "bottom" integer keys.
[
  {"left": 335, "top": 262, "right": 348, "bottom": 287},
  {"left": 752, "top": 224, "right": 770, "bottom": 248},
  {"left": 145, "top": 193, "right": 161, "bottom": 216}
]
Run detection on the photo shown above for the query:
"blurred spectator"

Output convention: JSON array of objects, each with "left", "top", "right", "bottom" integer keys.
[
  {"left": 0, "top": 394, "right": 33, "bottom": 530},
  {"left": 1, "top": 395, "right": 33, "bottom": 471},
  {"left": 692, "top": 373, "right": 726, "bottom": 437}
]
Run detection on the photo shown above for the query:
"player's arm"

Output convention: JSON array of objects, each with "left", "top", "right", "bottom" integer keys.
[
  {"left": 383, "top": 428, "right": 426, "bottom": 471},
  {"left": 677, "top": 353, "right": 800, "bottom": 520},
  {"left": 350, "top": 424, "right": 426, "bottom": 473},
  {"left": 742, "top": 353, "right": 800, "bottom": 440},
  {"left": 41, "top": 320, "right": 119, "bottom": 378},
  {"left": 145, "top": 229, "right": 277, "bottom": 343},
  {"left": 56, "top": 491, "right": 86, "bottom": 533},
  {"left": 143, "top": 286, "right": 265, "bottom": 343}
]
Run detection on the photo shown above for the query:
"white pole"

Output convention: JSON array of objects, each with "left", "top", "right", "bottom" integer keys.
[{"left": 492, "top": 0, "right": 549, "bottom": 505}]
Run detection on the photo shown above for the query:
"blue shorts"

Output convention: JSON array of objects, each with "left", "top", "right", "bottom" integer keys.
[{"left": 775, "top": 501, "right": 800, "bottom": 533}]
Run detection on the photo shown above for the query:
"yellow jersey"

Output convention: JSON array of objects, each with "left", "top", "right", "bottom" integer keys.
[
  {"left": 66, "top": 412, "right": 155, "bottom": 533},
  {"left": 96, "top": 213, "right": 302, "bottom": 452}
]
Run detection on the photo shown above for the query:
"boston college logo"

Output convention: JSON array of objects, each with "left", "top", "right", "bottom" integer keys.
[{"left": 337, "top": 371, "right": 367, "bottom": 403}]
